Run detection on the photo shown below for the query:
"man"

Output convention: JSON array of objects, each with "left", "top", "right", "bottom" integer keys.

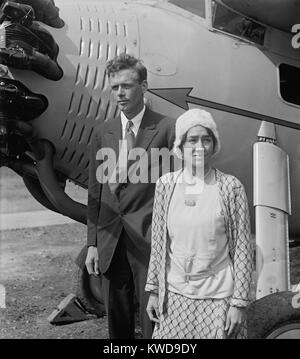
[{"left": 85, "top": 53, "right": 175, "bottom": 339}]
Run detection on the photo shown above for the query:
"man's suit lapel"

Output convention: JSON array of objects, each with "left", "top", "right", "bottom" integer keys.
[
  {"left": 106, "top": 116, "right": 122, "bottom": 159},
  {"left": 107, "top": 108, "right": 159, "bottom": 193},
  {"left": 126, "top": 108, "right": 158, "bottom": 176},
  {"left": 134, "top": 108, "right": 158, "bottom": 152}
]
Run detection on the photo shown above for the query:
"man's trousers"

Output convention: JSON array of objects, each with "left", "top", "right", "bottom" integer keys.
[{"left": 101, "top": 229, "right": 153, "bottom": 339}]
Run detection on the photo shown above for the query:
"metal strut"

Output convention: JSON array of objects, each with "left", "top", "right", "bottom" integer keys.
[{"left": 253, "top": 121, "right": 291, "bottom": 299}]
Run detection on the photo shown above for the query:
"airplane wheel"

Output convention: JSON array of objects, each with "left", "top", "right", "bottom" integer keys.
[
  {"left": 265, "top": 322, "right": 300, "bottom": 339},
  {"left": 74, "top": 246, "right": 106, "bottom": 317},
  {"left": 247, "top": 291, "right": 300, "bottom": 339}
]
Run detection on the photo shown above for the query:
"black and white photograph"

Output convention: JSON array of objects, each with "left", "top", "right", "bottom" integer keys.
[{"left": 0, "top": 0, "right": 300, "bottom": 342}]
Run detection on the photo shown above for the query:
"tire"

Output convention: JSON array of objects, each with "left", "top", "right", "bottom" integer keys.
[
  {"left": 73, "top": 246, "right": 106, "bottom": 317},
  {"left": 246, "top": 291, "right": 300, "bottom": 339}
]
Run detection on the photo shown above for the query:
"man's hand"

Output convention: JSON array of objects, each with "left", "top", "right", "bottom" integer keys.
[
  {"left": 85, "top": 246, "right": 100, "bottom": 276},
  {"left": 225, "top": 306, "right": 245, "bottom": 338},
  {"left": 146, "top": 293, "right": 160, "bottom": 323}
]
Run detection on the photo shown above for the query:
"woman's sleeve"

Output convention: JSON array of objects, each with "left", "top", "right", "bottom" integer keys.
[
  {"left": 230, "top": 181, "right": 254, "bottom": 308},
  {"left": 145, "top": 178, "right": 165, "bottom": 294}
]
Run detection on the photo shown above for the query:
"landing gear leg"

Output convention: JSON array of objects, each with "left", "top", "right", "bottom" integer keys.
[
  {"left": 253, "top": 121, "right": 291, "bottom": 298},
  {"left": 247, "top": 121, "right": 300, "bottom": 339}
]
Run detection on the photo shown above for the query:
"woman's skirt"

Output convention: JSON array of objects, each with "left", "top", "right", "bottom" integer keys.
[{"left": 152, "top": 291, "right": 247, "bottom": 339}]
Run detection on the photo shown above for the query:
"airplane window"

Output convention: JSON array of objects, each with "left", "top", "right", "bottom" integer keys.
[
  {"left": 168, "top": 0, "right": 205, "bottom": 18},
  {"left": 279, "top": 64, "right": 300, "bottom": 106},
  {"left": 212, "top": 1, "right": 266, "bottom": 45}
]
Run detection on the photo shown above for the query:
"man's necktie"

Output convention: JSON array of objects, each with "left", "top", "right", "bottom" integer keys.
[
  {"left": 125, "top": 120, "right": 135, "bottom": 151},
  {"left": 108, "top": 120, "right": 135, "bottom": 193}
]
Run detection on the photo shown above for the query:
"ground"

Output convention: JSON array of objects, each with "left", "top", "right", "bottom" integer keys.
[{"left": 0, "top": 223, "right": 109, "bottom": 339}]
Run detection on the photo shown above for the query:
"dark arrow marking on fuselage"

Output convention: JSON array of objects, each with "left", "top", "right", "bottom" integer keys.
[{"left": 148, "top": 87, "right": 300, "bottom": 131}]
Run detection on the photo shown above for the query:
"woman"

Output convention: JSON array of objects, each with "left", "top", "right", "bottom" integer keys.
[{"left": 145, "top": 109, "right": 253, "bottom": 339}]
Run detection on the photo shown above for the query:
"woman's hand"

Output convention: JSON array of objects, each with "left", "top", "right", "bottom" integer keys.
[
  {"left": 225, "top": 306, "right": 245, "bottom": 338},
  {"left": 146, "top": 293, "right": 160, "bottom": 323}
]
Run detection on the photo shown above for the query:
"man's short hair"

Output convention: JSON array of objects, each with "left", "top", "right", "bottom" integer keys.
[{"left": 106, "top": 53, "right": 147, "bottom": 83}]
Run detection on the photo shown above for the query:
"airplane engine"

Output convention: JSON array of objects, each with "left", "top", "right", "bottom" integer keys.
[{"left": 0, "top": 0, "right": 120, "bottom": 195}]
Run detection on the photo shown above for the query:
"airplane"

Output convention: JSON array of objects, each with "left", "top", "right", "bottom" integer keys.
[{"left": 0, "top": 0, "right": 300, "bottom": 338}]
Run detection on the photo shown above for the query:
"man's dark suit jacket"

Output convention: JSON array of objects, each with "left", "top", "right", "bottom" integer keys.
[{"left": 87, "top": 107, "right": 175, "bottom": 273}]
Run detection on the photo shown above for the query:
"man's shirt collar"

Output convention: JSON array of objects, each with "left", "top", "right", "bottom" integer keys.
[{"left": 121, "top": 105, "right": 145, "bottom": 138}]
